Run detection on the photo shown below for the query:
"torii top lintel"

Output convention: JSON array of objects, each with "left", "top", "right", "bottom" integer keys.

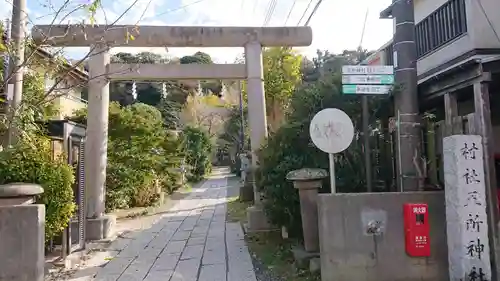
[{"left": 31, "top": 25, "right": 313, "bottom": 48}]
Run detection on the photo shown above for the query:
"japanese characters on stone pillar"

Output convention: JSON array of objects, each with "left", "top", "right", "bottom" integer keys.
[{"left": 444, "top": 135, "right": 491, "bottom": 281}]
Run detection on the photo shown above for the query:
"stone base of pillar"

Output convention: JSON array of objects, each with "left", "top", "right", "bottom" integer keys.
[
  {"left": 239, "top": 182, "right": 254, "bottom": 202},
  {"left": 246, "top": 205, "right": 272, "bottom": 232},
  {"left": 86, "top": 214, "right": 116, "bottom": 241}
]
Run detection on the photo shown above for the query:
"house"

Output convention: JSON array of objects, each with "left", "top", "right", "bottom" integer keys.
[
  {"left": 1, "top": 48, "right": 88, "bottom": 119},
  {"left": 375, "top": 0, "right": 500, "bottom": 124},
  {"left": 36, "top": 48, "right": 88, "bottom": 119},
  {"left": 367, "top": 0, "right": 500, "bottom": 186}
]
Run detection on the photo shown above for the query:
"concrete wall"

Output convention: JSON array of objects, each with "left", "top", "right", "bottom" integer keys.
[
  {"left": 318, "top": 192, "right": 448, "bottom": 281},
  {"left": 0, "top": 204, "right": 45, "bottom": 281}
]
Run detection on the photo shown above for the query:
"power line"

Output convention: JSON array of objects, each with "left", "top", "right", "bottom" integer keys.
[
  {"left": 262, "top": 0, "right": 274, "bottom": 25},
  {"left": 284, "top": 0, "right": 297, "bottom": 25},
  {"left": 145, "top": 0, "right": 210, "bottom": 20},
  {"left": 303, "top": 0, "right": 324, "bottom": 26},
  {"left": 263, "top": 0, "right": 279, "bottom": 26},
  {"left": 297, "top": 0, "right": 314, "bottom": 26}
]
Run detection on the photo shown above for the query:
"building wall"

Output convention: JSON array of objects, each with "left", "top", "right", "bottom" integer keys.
[
  {"left": 44, "top": 75, "right": 87, "bottom": 119},
  {"left": 417, "top": 35, "right": 473, "bottom": 76},
  {"left": 414, "top": 0, "right": 449, "bottom": 23},
  {"left": 55, "top": 94, "right": 87, "bottom": 119},
  {"left": 318, "top": 192, "right": 448, "bottom": 281},
  {"left": 414, "top": 0, "right": 474, "bottom": 76},
  {"left": 468, "top": 0, "right": 500, "bottom": 49}
]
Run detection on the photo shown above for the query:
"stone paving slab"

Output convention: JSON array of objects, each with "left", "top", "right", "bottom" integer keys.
[{"left": 90, "top": 176, "right": 257, "bottom": 281}]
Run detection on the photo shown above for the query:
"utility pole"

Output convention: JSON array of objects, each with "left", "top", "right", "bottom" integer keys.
[
  {"left": 7, "top": 0, "right": 26, "bottom": 145},
  {"left": 359, "top": 8, "right": 372, "bottom": 192},
  {"left": 387, "top": 0, "right": 422, "bottom": 191}
]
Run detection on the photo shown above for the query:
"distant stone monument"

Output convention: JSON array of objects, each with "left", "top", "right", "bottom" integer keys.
[
  {"left": 240, "top": 152, "right": 251, "bottom": 183},
  {"left": 443, "top": 135, "right": 491, "bottom": 281},
  {"left": 239, "top": 152, "right": 254, "bottom": 202}
]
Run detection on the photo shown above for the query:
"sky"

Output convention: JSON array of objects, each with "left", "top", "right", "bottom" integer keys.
[{"left": 3, "top": 0, "right": 395, "bottom": 62}]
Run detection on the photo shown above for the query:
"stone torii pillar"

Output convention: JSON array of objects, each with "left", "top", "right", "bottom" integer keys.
[
  {"left": 244, "top": 40, "right": 271, "bottom": 231},
  {"left": 85, "top": 44, "right": 113, "bottom": 240}
]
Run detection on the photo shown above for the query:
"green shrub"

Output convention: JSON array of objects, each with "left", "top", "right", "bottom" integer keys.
[
  {"left": 131, "top": 173, "right": 158, "bottom": 207},
  {"left": 258, "top": 74, "right": 384, "bottom": 238},
  {"left": 0, "top": 136, "right": 75, "bottom": 242},
  {"left": 181, "top": 126, "right": 213, "bottom": 182},
  {"left": 74, "top": 102, "right": 185, "bottom": 212}
]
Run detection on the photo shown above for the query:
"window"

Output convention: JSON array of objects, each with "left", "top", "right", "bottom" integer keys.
[{"left": 415, "top": 0, "right": 467, "bottom": 58}]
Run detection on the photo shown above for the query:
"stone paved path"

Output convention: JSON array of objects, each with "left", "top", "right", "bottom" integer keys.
[{"left": 93, "top": 175, "right": 256, "bottom": 281}]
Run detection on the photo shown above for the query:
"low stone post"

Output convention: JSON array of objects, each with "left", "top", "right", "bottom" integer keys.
[
  {"left": 0, "top": 183, "right": 45, "bottom": 281},
  {"left": 239, "top": 152, "right": 250, "bottom": 183},
  {"left": 240, "top": 167, "right": 255, "bottom": 202},
  {"left": 286, "top": 168, "right": 328, "bottom": 252},
  {"left": 239, "top": 153, "right": 254, "bottom": 202}
]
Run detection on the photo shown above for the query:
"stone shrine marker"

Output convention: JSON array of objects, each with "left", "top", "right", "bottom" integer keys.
[{"left": 444, "top": 135, "right": 491, "bottom": 281}]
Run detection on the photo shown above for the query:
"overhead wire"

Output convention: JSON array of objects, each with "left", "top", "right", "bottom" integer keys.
[
  {"left": 144, "top": 0, "right": 210, "bottom": 20},
  {"left": 262, "top": 0, "right": 273, "bottom": 25},
  {"left": 303, "top": 0, "right": 324, "bottom": 26},
  {"left": 263, "top": 0, "right": 279, "bottom": 26},
  {"left": 296, "top": 0, "right": 314, "bottom": 26},
  {"left": 284, "top": 0, "right": 297, "bottom": 25}
]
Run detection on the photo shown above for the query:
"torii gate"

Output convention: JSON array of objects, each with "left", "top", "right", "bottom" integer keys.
[{"left": 32, "top": 25, "right": 312, "bottom": 239}]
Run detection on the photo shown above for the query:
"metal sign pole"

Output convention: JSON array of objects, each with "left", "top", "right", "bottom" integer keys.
[{"left": 329, "top": 153, "right": 336, "bottom": 193}]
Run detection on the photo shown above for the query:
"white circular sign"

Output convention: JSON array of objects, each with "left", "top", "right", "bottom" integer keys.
[{"left": 309, "top": 108, "right": 354, "bottom": 154}]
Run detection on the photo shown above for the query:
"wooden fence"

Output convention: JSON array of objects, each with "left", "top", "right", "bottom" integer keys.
[{"left": 370, "top": 113, "right": 478, "bottom": 191}]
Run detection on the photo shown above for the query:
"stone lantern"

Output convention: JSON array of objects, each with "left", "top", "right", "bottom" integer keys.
[
  {"left": 286, "top": 168, "right": 328, "bottom": 252},
  {"left": 0, "top": 183, "right": 44, "bottom": 206}
]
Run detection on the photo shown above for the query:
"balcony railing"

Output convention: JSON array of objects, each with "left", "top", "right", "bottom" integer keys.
[{"left": 415, "top": 0, "right": 467, "bottom": 58}]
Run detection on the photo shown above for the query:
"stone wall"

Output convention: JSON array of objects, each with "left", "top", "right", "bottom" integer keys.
[{"left": 318, "top": 192, "right": 448, "bottom": 281}]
